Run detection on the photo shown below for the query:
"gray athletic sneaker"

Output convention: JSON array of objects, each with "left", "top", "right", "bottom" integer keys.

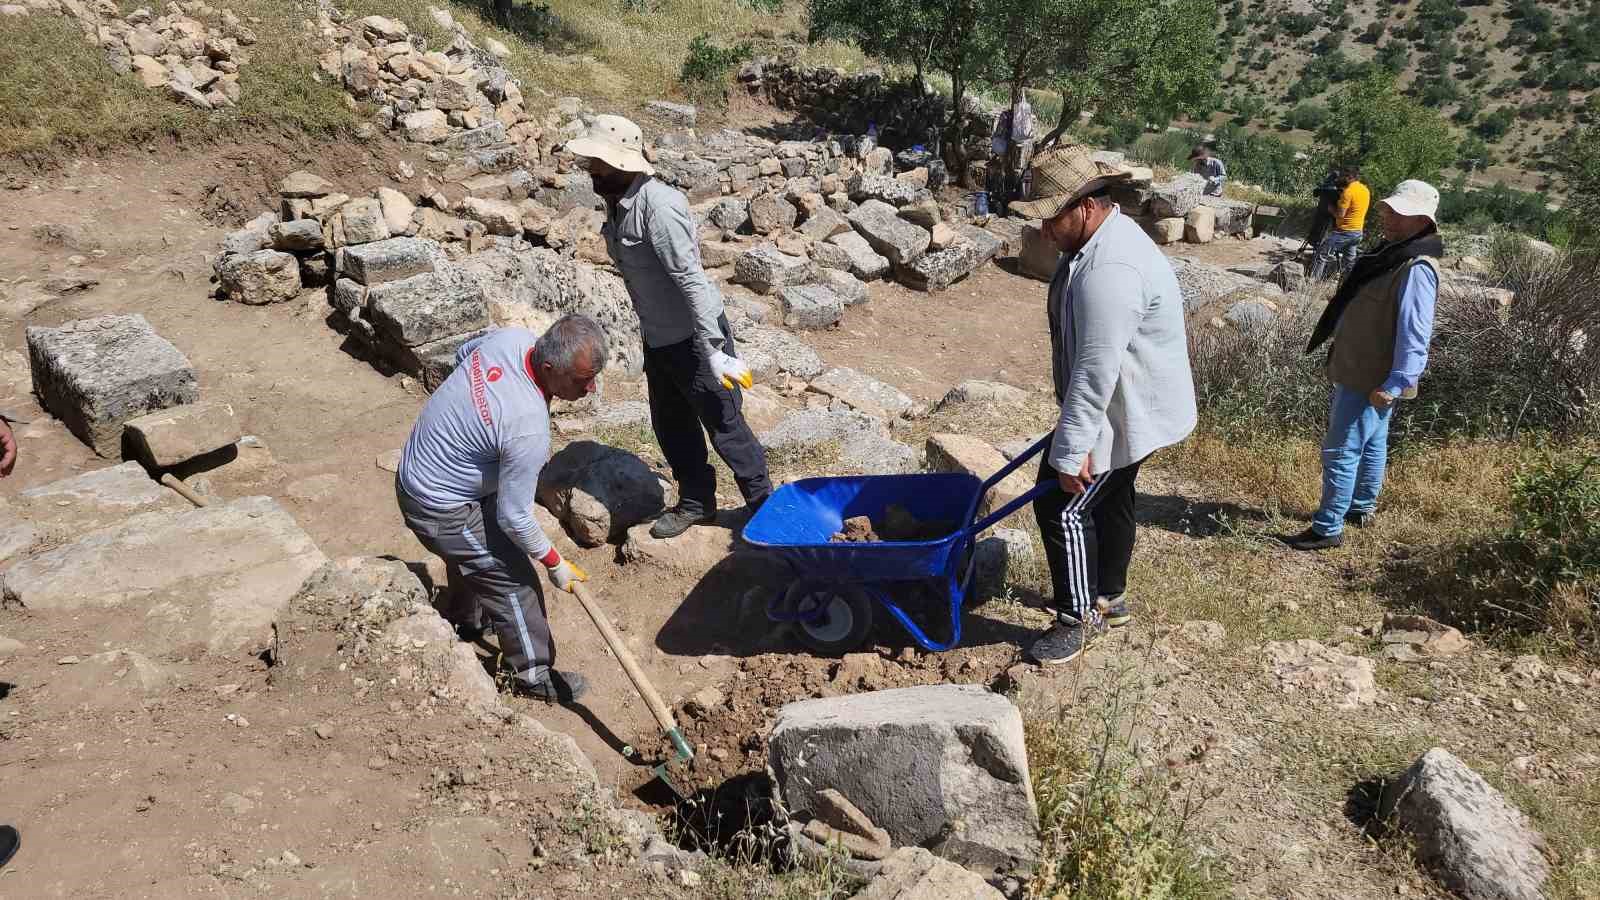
[
  {"left": 1097, "top": 594, "right": 1133, "bottom": 628},
  {"left": 1028, "top": 611, "right": 1109, "bottom": 665}
]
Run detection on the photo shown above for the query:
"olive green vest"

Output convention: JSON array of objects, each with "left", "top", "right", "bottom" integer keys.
[{"left": 1326, "top": 257, "right": 1437, "bottom": 397}]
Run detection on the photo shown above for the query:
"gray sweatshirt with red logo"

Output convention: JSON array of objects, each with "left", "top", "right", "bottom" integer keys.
[{"left": 396, "top": 328, "right": 553, "bottom": 560}]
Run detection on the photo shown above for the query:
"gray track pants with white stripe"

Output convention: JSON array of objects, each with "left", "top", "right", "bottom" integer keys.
[
  {"left": 1032, "top": 455, "right": 1146, "bottom": 622},
  {"left": 397, "top": 481, "right": 553, "bottom": 681}
]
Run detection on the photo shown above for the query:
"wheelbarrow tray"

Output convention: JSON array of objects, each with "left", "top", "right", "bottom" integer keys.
[{"left": 742, "top": 472, "right": 984, "bottom": 582}]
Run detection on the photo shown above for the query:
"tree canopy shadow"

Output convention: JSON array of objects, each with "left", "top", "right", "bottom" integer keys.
[{"left": 1136, "top": 492, "right": 1268, "bottom": 538}]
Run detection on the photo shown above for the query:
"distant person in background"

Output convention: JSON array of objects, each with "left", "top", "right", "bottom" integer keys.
[
  {"left": 990, "top": 95, "right": 1036, "bottom": 209},
  {"left": 1287, "top": 180, "right": 1443, "bottom": 551},
  {"left": 1310, "top": 167, "right": 1371, "bottom": 280},
  {"left": 1189, "top": 145, "right": 1226, "bottom": 196},
  {"left": 1302, "top": 169, "right": 1344, "bottom": 254}
]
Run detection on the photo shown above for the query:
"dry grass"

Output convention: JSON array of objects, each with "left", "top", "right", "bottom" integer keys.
[{"left": 1, "top": 0, "right": 871, "bottom": 161}]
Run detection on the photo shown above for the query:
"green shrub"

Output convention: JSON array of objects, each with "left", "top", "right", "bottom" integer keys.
[{"left": 681, "top": 32, "right": 752, "bottom": 86}]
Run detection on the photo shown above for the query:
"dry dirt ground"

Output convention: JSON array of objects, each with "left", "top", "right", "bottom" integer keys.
[{"left": 1, "top": 142, "right": 1596, "bottom": 900}]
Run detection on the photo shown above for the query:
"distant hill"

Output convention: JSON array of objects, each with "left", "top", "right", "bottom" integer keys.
[{"left": 1213, "top": 0, "right": 1598, "bottom": 195}]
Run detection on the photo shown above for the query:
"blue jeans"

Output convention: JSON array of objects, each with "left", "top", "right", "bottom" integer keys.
[
  {"left": 1311, "top": 229, "right": 1362, "bottom": 280},
  {"left": 1313, "top": 384, "right": 1394, "bottom": 537}
]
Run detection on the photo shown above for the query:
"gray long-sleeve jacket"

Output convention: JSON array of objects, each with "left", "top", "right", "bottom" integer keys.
[
  {"left": 603, "top": 175, "right": 727, "bottom": 360},
  {"left": 1047, "top": 206, "right": 1198, "bottom": 475}
]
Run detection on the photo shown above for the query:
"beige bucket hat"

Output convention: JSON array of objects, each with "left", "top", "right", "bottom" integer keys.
[
  {"left": 1009, "top": 144, "right": 1133, "bottom": 220},
  {"left": 565, "top": 114, "right": 655, "bottom": 176},
  {"left": 1378, "top": 179, "right": 1440, "bottom": 224}
]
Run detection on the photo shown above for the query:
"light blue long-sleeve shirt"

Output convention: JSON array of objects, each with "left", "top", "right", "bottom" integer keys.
[
  {"left": 1379, "top": 264, "right": 1437, "bottom": 397},
  {"left": 396, "top": 328, "right": 554, "bottom": 562}
]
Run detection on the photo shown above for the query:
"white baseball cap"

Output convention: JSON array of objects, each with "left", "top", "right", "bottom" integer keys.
[
  {"left": 1379, "top": 179, "right": 1440, "bottom": 224},
  {"left": 564, "top": 114, "right": 655, "bottom": 176}
]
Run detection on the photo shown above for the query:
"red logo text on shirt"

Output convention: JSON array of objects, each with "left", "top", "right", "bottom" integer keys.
[
  {"left": 486, "top": 366, "right": 503, "bottom": 382},
  {"left": 468, "top": 351, "right": 494, "bottom": 427}
]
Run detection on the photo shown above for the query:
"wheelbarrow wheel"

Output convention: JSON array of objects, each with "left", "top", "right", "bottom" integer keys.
[{"left": 786, "top": 581, "right": 873, "bottom": 656}]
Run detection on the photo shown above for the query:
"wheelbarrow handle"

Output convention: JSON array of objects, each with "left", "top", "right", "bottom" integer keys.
[{"left": 964, "top": 432, "right": 1056, "bottom": 537}]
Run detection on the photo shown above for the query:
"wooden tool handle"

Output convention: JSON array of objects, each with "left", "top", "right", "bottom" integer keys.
[
  {"left": 160, "top": 473, "right": 209, "bottom": 508},
  {"left": 570, "top": 581, "right": 679, "bottom": 736}
]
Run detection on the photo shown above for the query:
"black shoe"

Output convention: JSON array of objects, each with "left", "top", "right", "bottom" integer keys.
[
  {"left": 1097, "top": 595, "right": 1133, "bottom": 628},
  {"left": 513, "top": 669, "right": 588, "bottom": 704},
  {"left": 455, "top": 623, "right": 487, "bottom": 644},
  {"left": 0, "top": 824, "right": 18, "bottom": 869},
  {"left": 1029, "top": 612, "right": 1109, "bottom": 665},
  {"left": 650, "top": 504, "right": 717, "bottom": 539},
  {"left": 1284, "top": 527, "right": 1343, "bottom": 551},
  {"left": 1346, "top": 509, "right": 1376, "bottom": 529}
]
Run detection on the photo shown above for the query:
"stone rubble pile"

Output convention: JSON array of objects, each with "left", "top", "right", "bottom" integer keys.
[{"left": 18, "top": 0, "right": 257, "bottom": 109}]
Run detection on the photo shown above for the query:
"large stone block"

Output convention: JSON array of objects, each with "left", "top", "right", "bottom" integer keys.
[
  {"left": 956, "top": 225, "right": 1003, "bottom": 265},
  {"left": 1198, "top": 196, "right": 1253, "bottom": 236},
  {"left": 814, "top": 268, "right": 869, "bottom": 306},
  {"left": 809, "top": 366, "right": 915, "bottom": 420},
  {"left": 1149, "top": 173, "right": 1205, "bottom": 218},
  {"left": 367, "top": 270, "right": 492, "bottom": 347},
  {"left": 778, "top": 285, "right": 845, "bottom": 330},
  {"left": 848, "top": 200, "right": 930, "bottom": 267},
  {"left": 761, "top": 408, "right": 917, "bottom": 475},
  {"left": 460, "top": 197, "right": 522, "bottom": 236},
  {"left": 736, "top": 325, "right": 826, "bottom": 382},
  {"left": 1146, "top": 217, "right": 1185, "bottom": 245},
  {"left": 1380, "top": 748, "right": 1550, "bottom": 900},
  {"left": 219, "top": 249, "right": 302, "bottom": 304},
  {"left": 733, "top": 245, "right": 814, "bottom": 294},
  {"left": 123, "top": 401, "right": 240, "bottom": 468},
  {"left": 18, "top": 461, "right": 184, "bottom": 530},
  {"left": 848, "top": 174, "right": 925, "bottom": 208},
  {"left": 333, "top": 197, "right": 391, "bottom": 246},
  {"left": 269, "top": 218, "right": 325, "bottom": 252},
  {"left": 535, "top": 441, "right": 667, "bottom": 546},
  {"left": 749, "top": 192, "right": 798, "bottom": 235},
  {"left": 708, "top": 198, "right": 751, "bottom": 232},
  {"left": 897, "top": 241, "right": 981, "bottom": 292},
  {"left": 402, "top": 108, "right": 450, "bottom": 143},
  {"left": 444, "top": 122, "right": 508, "bottom": 152},
  {"left": 1018, "top": 223, "right": 1060, "bottom": 281},
  {"left": 1, "top": 497, "right": 327, "bottom": 656},
  {"left": 27, "top": 315, "right": 199, "bottom": 457},
  {"left": 769, "top": 684, "right": 1040, "bottom": 875},
  {"left": 1185, "top": 205, "right": 1216, "bottom": 244},
  {"left": 925, "top": 432, "right": 1031, "bottom": 514},
  {"left": 799, "top": 205, "right": 851, "bottom": 242},
  {"left": 828, "top": 231, "right": 890, "bottom": 280},
  {"left": 339, "top": 237, "right": 438, "bottom": 286}
]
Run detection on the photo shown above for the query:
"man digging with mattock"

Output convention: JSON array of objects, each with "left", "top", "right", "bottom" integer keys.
[{"left": 395, "top": 315, "right": 607, "bottom": 704}]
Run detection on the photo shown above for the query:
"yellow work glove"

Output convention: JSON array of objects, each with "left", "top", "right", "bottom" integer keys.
[
  {"left": 709, "top": 350, "right": 754, "bottom": 390},
  {"left": 545, "top": 554, "right": 588, "bottom": 593}
]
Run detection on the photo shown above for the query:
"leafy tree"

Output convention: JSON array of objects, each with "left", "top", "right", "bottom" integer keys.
[
  {"left": 1027, "top": 0, "right": 1220, "bottom": 147},
  {"left": 1477, "top": 106, "right": 1515, "bottom": 139},
  {"left": 1285, "top": 102, "right": 1329, "bottom": 130},
  {"left": 1317, "top": 72, "right": 1457, "bottom": 197},
  {"left": 1455, "top": 134, "right": 1496, "bottom": 171},
  {"left": 1231, "top": 93, "right": 1268, "bottom": 125},
  {"left": 1282, "top": 11, "right": 1318, "bottom": 36},
  {"left": 1453, "top": 97, "right": 1482, "bottom": 124},
  {"left": 1375, "top": 41, "right": 1408, "bottom": 74},
  {"left": 1358, "top": 21, "right": 1384, "bottom": 44}
]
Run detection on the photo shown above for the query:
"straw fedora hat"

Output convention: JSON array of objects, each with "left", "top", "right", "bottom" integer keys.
[
  {"left": 564, "top": 114, "right": 655, "bottom": 176},
  {"left": 1009, "top": 144, "right": 1132, "bottom": 220}
]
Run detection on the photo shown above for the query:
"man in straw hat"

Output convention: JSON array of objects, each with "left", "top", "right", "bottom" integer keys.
[
  {"left": 1011, "top": 146, "right": 1198, "bottom": 665},
  {"left": 567, "top": 115, "right": 772, "bottom": 539},
  {"left": 1286, "top": 179, "right": 1442, "bottom": 551}
]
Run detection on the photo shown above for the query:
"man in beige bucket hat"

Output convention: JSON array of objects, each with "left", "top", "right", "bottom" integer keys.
[
  {"left": 567, "top": 115, "right": 772, "bottom": 538},
  {"left": 1015, "top": 145, "right": 1197, "bottom": 666}
]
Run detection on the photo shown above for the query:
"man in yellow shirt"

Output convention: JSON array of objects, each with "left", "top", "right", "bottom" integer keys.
[{"left": 1310, "top": 167, "right": 1370, "bottom": 280}]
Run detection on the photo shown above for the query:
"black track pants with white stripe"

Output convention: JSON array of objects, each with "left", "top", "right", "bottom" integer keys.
[{"left": 1032, "top": 455, "right": 1147, "bottom": 622}]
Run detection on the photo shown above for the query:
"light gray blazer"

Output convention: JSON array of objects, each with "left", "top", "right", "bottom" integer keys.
[{"left": 1047, "top": 207, "right": 1198, "bottom": 475}]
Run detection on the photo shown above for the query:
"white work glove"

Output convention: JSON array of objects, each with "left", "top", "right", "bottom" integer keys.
[
  {"left": 544, "top": 554, "right": 588, "bottom": 593},
  {"left": 709, "top": 350, "right": 753, "bottom": 391}
]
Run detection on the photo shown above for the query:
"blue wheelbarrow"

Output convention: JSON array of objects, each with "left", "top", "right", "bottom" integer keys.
[{"left": 741, "top": 434, "right": 1055, "bottom": 655}]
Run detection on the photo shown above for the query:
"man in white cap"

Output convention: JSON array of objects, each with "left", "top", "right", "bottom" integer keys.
[
  {"left": 1010, "top": 146, "right": 1197, "bottom": 665},
  {"left": 566, "top": 115, "right": 771, "bottom": 538},
  {"left": 1287, "top": 179, "right": 1442, "bottom": 551}
]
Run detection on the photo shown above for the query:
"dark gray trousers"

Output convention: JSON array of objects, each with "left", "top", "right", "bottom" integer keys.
[
  {"left": 397, "top": 481, "right": 552, "bottom": 681},
  {"left": 643, "top": 316, "right": 771, "bottom": 515}
]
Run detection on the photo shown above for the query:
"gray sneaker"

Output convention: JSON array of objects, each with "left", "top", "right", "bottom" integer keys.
[
  {"left": 650, "top": 504, "right": 717, "bottom": 539},
  {"left": 1097, "top": 595, "right": 1133, "bottom": 628},
  {"left": 1029, "top": 611, "right": 1109, "bottom": 665},
  {"left": 514, "top": 669, "right": 588, "bottom": 704}
]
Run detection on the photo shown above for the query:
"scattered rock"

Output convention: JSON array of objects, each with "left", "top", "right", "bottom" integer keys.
[
  {"left": 813, "top": 268, "right": 869, "bottom": 306},
  {"left": 762, "top": 408, "right": 917, "bottom": 475},
  {"left": 778, "top": 284, "right": 846, "bottom": 330},
  {"left": 897, "top": 241, "right": 981, "bottom": 292},
  {"left": 279, "top": 171, "right": 336, "bottom": 199},
  {"left": 848, "top": 200, "right": 930, "bottom": 267},
  {"left": 1149, "top": 174, "right": 1205, "bottom": 218},
  {"left": 749, "top": 193, "right": 799, "bottom": 235},
  {"left": 1269, "top": 259, "right": 1306, "bottom": 292},
  {"left": 828, "top": 231, "right": 891, "bottom": 280},
  {"left": 925, "top": 433, "right": 1031, "bottom": 514},
  {"left": 339, "top": 237, "right": 438, "bottom": 286},
  {"left": 1147, "top": 217, "right": 1185, "bottom": 245},
  {"left": 536, "top": 441, "right": 667, "bottom": 546},
  {"left": 938, "top": 380, "right": 1029, "bottom": 409},
  {"left": 219, "top": 249, "right": 303, "bottom": 305},
  {"left": 733, "top": 245, "right": 814, "bottom": 295},
  {"left": 1184, "top": 205, "right": 1216, "bottom": 244},
  {"left": 1264, "top": 639, "right": 1378, "bottom": 709},
  {"left": 849, "top": 847, "right": 1006, "bottom": 900},
  {"left": 972, "top": 528, "right": 1034, "bottom": 597},
  {"left": 1381, "top": 614, "right": 1470, "bottom": 661},
  {"left": 1380, "top": 747, "right": 1550, "bottom": 900},
  {"left": 269, "top": 219, "right": 325, "bottom": 252}
]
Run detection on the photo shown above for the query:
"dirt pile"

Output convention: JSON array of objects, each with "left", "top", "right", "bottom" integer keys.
[{"left": 829, "top": 504, "right": 955, "bottom": 543}]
